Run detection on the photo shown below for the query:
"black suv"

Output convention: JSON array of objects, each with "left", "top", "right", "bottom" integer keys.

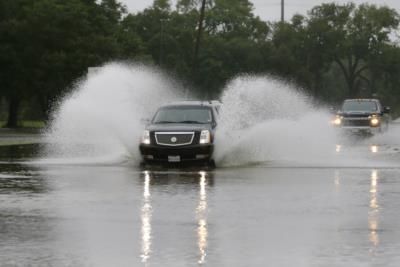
[
  {"left": 332, "top": 99, "right": 391, "bottom": 134},
  {"left": 139, "top": 101, "right": 221, "bottom": 165}
]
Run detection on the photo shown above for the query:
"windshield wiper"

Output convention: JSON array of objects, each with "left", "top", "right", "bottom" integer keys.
[
  {"left": 154, "top": 121, "right": 175, "bottom": 124},
  {"left": 177, "top": 120, "right": 203, "bottom": 124}
]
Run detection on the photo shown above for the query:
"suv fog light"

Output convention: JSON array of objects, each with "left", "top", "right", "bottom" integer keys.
[
  {"left": 199, "top": 130, "right": 211, "bottom": 144},
  {"left": 196, "top": 154, "right": 208, "bottom": 159},
  {"left": 141, "top": 130, "right": 151, "bottom": 144}
]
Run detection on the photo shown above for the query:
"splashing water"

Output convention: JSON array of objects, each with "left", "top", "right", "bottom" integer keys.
[
  {"left": 42, "top": 66, "right": 399, "bottom": 167},
  {"left": 214, "top": 75, "right": 341, "bottom": 167},
  {"left": 213, "top": 75, "right": 400, "bottom": 167},
  {"left": 44, "top": 63, "right": 184, "bottom": 165}
]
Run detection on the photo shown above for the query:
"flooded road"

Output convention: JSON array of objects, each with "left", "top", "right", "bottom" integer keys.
[
  {"left": 1, "top": 143, "right": 400, "bottom": 266},
  {"left": 2, "top": 63, "right": 400, "bottom": 267}
]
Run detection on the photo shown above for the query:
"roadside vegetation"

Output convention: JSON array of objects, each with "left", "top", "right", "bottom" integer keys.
[
  {"left": 1, "top": 0, "right": 400, "bottom": 128},
  {"left": 0, "top": 121, "right": 45, "bottom": 129}
]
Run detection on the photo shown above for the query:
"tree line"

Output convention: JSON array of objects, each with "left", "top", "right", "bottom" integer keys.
[{"left": 1, "top": 0, "right": 400, "bottom": 127}]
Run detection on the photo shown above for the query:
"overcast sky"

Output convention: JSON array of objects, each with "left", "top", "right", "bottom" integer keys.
[{"left": 120, "top": 0, "right": 400, "bottom": 21}]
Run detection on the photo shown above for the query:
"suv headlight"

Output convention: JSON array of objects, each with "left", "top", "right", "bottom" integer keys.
[
  {"left": 141, "top": 130, "right": 150, "bottom": 144},
  {"left": 332, "top": 116, "right": 342, "bottom": 126},
  {"left": 370, "top": 116, "right": 380, "bottom": 126},
  {"left": 199, "top": 130, "right": 211, "bottom": 144}
]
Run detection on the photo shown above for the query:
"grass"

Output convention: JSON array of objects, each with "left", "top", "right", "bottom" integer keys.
[
  {"left": 0, "top": 140, "right": 41, "bottom": 146},
  {"left": 0, "top": 121, "right": 44, "bottom": 146},
  {"left": 0, "top": 120, "right": 46, "bottom": 129}
]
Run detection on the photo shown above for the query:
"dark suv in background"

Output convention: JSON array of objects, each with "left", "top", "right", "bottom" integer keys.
[
  {"left": 332, "top": 99, "right": 391, "bottom": 134},
  {"left": 139, "top": 101, "right": 221, "bottom": 165}
]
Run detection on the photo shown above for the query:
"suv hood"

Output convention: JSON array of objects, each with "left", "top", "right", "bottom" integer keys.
[
  {"left": 146, "top": 123, "right": 213, "bottom": 132},
  {"left": 340, "top": 111, "right": 377, "bottom": 117}
]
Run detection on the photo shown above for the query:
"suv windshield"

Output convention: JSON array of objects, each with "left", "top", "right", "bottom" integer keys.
[
  {"left": 153, "top": 106, "right": 213, "bottom": 124},
  {"left": 342, "top": 101, "right": 377, "bottom": 112}
]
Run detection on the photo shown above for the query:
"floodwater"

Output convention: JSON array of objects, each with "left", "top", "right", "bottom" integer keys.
[
  {"left": 1, "top": 140, "right": 400, "bottom": 267},
  {"left": 2, "top": 65, "right": 400, "bottom": 266}
]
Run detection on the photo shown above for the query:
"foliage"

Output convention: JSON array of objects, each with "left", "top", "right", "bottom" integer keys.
[
  {"left": 0, "top": 0, "right": 124, "bottom": 126},
  {"left": 1, "top": 0, "right": 400, "bottom": 127}
]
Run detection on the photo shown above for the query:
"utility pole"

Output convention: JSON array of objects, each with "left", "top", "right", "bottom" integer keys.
[
  {"left": 281, "top": 0, "right": 285, "bottom": 23},
  {"left": 193, "top": 0, "right": 207, "bottom": 74}
]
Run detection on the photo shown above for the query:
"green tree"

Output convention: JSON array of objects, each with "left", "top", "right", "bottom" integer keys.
[
  {"left": 307, "top": 3, "right": 399, "bottom": 97},
  {"left": 118, "top": 14, "right": 146, "bottom": 60},
  {"left": 0, "top": 0, "right": 30, "bottom": 127},
  {"left": 370, "top": 44, "right": 400, "bottom": 114},
  {"left": 270, "top": 17, "right": 312, "bottom": 88},
  {"left": 0, "top": 0, "right": 126, "bottom": 127},
  {"left": 196, "top": 0, "right": 270, "bottom": 95}
]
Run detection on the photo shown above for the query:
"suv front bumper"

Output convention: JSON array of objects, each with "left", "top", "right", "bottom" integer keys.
[
  {"left": 139, "top": 143, "right": 214, "bottom": 163},
  {"left": 339, "top": 126, "right": 380, "bottom": 134}
]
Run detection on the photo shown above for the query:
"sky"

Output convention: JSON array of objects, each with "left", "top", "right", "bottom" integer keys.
[{"left": 119, "top": 0, "right": 400, "bottom": 21}]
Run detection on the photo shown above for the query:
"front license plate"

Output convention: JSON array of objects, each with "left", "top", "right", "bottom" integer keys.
[{"left": 168, "top": 155, "right": 181, "bottom": 162}]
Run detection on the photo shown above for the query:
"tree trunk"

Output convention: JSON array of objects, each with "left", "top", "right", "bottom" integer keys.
[
  {"left": 192, "top": 0, "right": 207, "bottom": 74},
  {"left": 39, "top": 94, "right": 51, "bottom": 123},
  {"left": 6, "top": 97, "right": 20, "bottom": 128},
  {"left": 347, "top": 74, "right": 357, "bottom": 98},
  {"left": 335, "top": 56, "right": 358, "bottom": 98}
]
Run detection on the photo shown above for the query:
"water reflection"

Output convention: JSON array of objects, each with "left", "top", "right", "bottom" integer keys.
[
  {"left": 369, "top": 170, "right": 379, "bottom": 249},
  {"left": 141, "top": 171, "right": 152, "bottom": 263},
  {"left": 140, "top": 170, "right": 211, "bottom": 265},
  {"left": 370, "top": 145, "right": 378, "bottom": 154},
  {"left": 334, "top": 169, "right": 380, "bottom": 250},
  {"left": 334, "top": 144, "right": 380, "bottom": 154},
  {"left": 0, "top": 144, "right": 41, "bottom": 160},
  {"left": 197, "top": 171, "right": 208, "bottom": 264},
  {"left": 334, "top": 170, "right": 340, "bottom": 189}
]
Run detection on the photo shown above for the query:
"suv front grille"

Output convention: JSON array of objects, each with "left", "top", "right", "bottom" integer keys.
[
  {"left": 342, "top": 119, "right": 370, "bottom": 127},
  {"left": 155, "top": 132, "right": 195, "bottom": 146}
]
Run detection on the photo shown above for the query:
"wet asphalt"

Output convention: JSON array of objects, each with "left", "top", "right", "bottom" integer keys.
[{"left": 1, "top": 141, "right": 400, "bottom": 267}]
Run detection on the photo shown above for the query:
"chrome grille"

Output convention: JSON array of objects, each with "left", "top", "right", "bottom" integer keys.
[
  {"left": 342, "top": 119, "right": 370, "bottom": 127},
  {"left": 155, "top": 132, "right": 195, "bottom": 146}
]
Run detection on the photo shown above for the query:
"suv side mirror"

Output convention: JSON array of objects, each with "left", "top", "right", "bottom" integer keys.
[{"left": 383, "top": 106, "right": 391, "bottom": 114}]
